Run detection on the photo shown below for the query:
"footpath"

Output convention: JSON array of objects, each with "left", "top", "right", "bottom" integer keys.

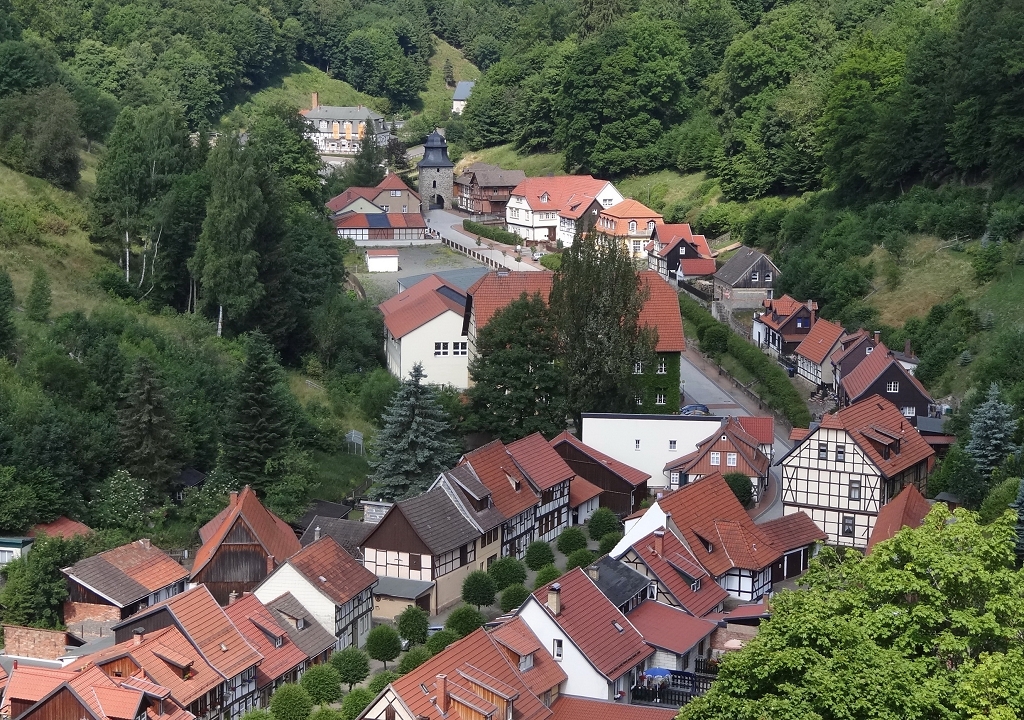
[{"left": 424, "top": 208, "right": 545, "bottom": 273}]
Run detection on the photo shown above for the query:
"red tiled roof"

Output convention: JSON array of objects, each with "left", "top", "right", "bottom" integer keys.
[
  {"left": 795, "top": 317, "right": 846, "bottom": 366},
  {"left": 193, "top": 486, "right": 301, "bottom": 580},
  {"left": 736, "top": 416, "right": 774, "bottom": 445},
  {"left": 325, "top": 186, "right": 377, "bottom": 214},
  {"left": 2, "top": 666, "right": 75, "bottom": 707},
  {"left": 366, "top": 248, "right": 398, "bottom": 257},
  {"left": 629, "top": 528, "right": 728, "bottom": 617},
  {"left": 510, "top": 175, "right": 610, "bottom": 217},
  {"left": 627, "top": 601, "right": 716, "bottom": 656},
  {"left": 530, "top": 568, "right": 654, "bottom": 680},
  {"left": 757, "top": 295, "right": 816, "bottom": 333},
  {"left": 596, "top": 199, "right": 662, "bottom": 236},
  {"left": 840, "top": 342, "right": 933, "bottom": 403},
  {"left": 64, "top": 540, "right": 188, "bottom": 607},
  {"left": 659, "top": 473, "right": 782, "bottom": 576},
  {"left": 29, "top": 516, "right": 93, "bottom": 538},
  {"left": 550, "top": 431, "right": 651, "bottom": 486},
  {"left": 639, "top": 271, "right": 685, "bottom": 352},
  {"left": 461, "top": 441, "right": 539, "bottom": 520},
  {"left": 568, "top": 476, "right": 602, "bottom": 508},
  {"left": 679, "top": 258, "right": 717, "bottom": 276},
  {"left": 756, "top": 512, "right": 826, "bottom": 553},
  {"left": 507, "top": 432, "right": 575, "bottom": 492},
  {"left": 704, "top": 601, "right": 770, "bottom": 622},
  {"left": 333, "top": 212, "right": 426, "bottom": 230},
  {"left": 827, "top": 396, "right": 936, "bottom": 478},
  {"left": 223, "top": 594, "right": 306, "bottom": 688},
  {"left": 664, "top": 417, "right": 768, "bottom": 479},
  {"left": 492, "top": 618, "right": 567, "bottom": 699},
  {"left": 652, "top": 223, "right": 711, "bottom": 260},
  {"left": 790, "top": 428, "right": 810, "bottom": 442},
  {"left": 866, "top": 484, "right": 932, "bottom": 552},
  {"left": 379, "top": 274, "right": 466, "bottom": 339},
  {"left": 376, "top": 172, "right": 420, "bottom": 199},
  {"left": 285, "top": 536, "right": 377, "bottom": 606},
  {"left": 551, "top": 695, "right": 678, "bottom": 720}
]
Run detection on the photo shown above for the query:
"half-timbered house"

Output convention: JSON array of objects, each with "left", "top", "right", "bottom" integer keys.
[
  {"left": 779, "top": 396, "right": 936, "bottom": 548},
  {"left": 829, "top": 329, "right": 878, "bottom": 393},
  {"left": 663, "top": 416, "right": 770, "bottom": 501},
  {"left": 646, "top": 223, "right": 716, "bottom": 284},
  {"left": 751, "top": 295, "right": 817, "bottom": 358},
  {"left": 190, "top": 487, "right": 301, "bottom": 605},
  {"left": 755, "top": 512, "right": 827, "bottom": 580},
  {"left": 794, "top": 317, "right": 846, "bottom": 387},
  {"left": 223, "top": 593, "right": 307, "bottom": 706},
  {"left": 838, "top": 342, "right": 935, "bottom": 422},
  {"left": 549, "top": 431, "right": 650, "bottom": 515},
  {"left": 506, "top": 433, "right": 574, "bottom": 543}
]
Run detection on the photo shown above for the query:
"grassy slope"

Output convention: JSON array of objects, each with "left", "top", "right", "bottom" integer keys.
[
  {"left": 420, "top": 38, "right": 480, "bottom": 118},
  {"left": 458, "top": 144, "right": 565, "bottom": 177}
]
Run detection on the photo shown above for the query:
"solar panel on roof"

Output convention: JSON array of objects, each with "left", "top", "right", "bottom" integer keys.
[{"left": 367, "top": 214, "right": 391, "bottom": 228}]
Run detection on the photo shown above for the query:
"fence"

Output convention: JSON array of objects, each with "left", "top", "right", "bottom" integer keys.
[
  {"left": 631, "top": 666, "right": 718, "bottom": 708},
  {"left": 441, "top": 236, "right": 509, "bottom": 270}
]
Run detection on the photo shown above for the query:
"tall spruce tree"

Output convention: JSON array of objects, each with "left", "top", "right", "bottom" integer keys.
[
  {"left": 0, "top": 269, "right": 16, "bottom": 360},
  {"left": 549, "top": 230, "right": 656, "bottom": 424},
  {"left": 966, "top": 383, "right": 1018, "bottom": 477},
  {"left": 369, "top": 363, "right": 460, "bottom": 501},
  {"left": 118, "top": 356, "right": 179, "bottom": 491},
  {"left": 219, "top": 331, "right": 291, "bottom": 492},
  {"left": 24, "top": 267, "right": 50, "bottom": 322},
  {"left": 467, "top": 293, "right": 567, "bottom": 441},
  {"left": 1012, "top": 478, "right": 1024, "bottom": 568}
]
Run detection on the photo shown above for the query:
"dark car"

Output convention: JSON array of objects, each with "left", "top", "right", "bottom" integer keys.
[{"left": 680, "top": 403, "right": 711, "bottom": 416}]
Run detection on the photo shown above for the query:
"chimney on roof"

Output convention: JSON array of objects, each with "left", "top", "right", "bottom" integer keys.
[
  {"left": 437, "top": 675, "right": 449, "bottom": 714},
  {"left": 808, "top": 300, "right": 816, "bottom": 323},
  {"left": 133, "top": 628, "right": 145, "bottom": 646},
  {"left": 230, "top": 490, "right": 238, "bottom": 506},
  {"left": 139, "top": 538, "right": 151, "bottom": 549},
  {"left": 228, "top": 591, "right": 238, "bottom": 605},
  {"left": 314, "top": 526, "right": 321, "bottom": 542},
  {"left": 311, "top": 92, "right": 318, "bottom": 109},
  {"left": 586, "top": 564, "right": 599, "bottom": 582},
  {"left": 267, "top": 555, "right": 275, "bottom": 574},
  {"left": 874, "top": 330, "right": 881, "bottom": 345},
  {"left": 547, "top": 583, "right": 561, "bottom": 615},
  {"left": 654, "top": 529, "right": 665, "bottom": 556}
]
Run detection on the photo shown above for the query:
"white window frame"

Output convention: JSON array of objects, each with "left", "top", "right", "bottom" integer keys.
[
  {"left": 710, "top": 452, "right": 721, "bottom": 466},
  {"left": 902, "top": 406, "right": 916, "bottom": 417},
  {"left": 629, "top": 221, "right": 637, "bottom": 233},
  {"left": 635, "top": 439, "right": 641, "bottom": 451},
  {"left": 765, "top": 271, "right": 772, "bottom": 282},
  {"left": 727, "top": 452, "right": 737, "bottom": 467},
  {"left": 434, "top": 342, "right": 449, "bottom": 356},
  {"left": 669, "top": 440, "right": 677, "bottom": 451},
  {"left": 390, "top": 190, "right": 401, "bottom": 197},
  {"left": 751, "top": 271, "right": 759, "bottom": 282},
  {"left": 453, "top": 342, "right": 467, "bottom": 356},
  {"left": 553, "top": 639, "right": 563, "bottom": 661},
  {"left": 887, "top": 381, "right": 899, "bottom": 393},
  {"left": 657, "top": 358, "right": 667, "bottom": 374},
  {"left": 634, "top": 361, "right": 643, "bottom": 374},
  {"left": 655, "top": 391, "right": 666, "bottom": 405}
]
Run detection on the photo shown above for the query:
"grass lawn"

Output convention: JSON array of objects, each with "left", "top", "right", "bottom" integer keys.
[
  {"left": 311, "top": 450, "right": 371, "bottom": 503},
  {"left": 616, "top": 170, "right": 716, "bottom": 214},
  {"left": 418, "top": 38, "right": 480, "bottom": 119},
  {"left": 457, "top": 144, "right": 565, "bottom": 177}
]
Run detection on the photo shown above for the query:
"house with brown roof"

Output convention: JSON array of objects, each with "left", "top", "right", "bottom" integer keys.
[
  {"left": 223, "top": 593, "right": 307, "bottom": 705},
  {"left": 505, "top": 175, "right": 623, "bottom": 247},
  {"left": 550, "top": 432, "right": 650, "bottom": 516},
  {"left": 298, "top": 518, "right": 371, "bottom": 559},
  {"left": 334, "top": 212, "right": 427, "bottom": 244},
  {"left": 647, "top": 223, "right": 716, "bottom": 284},
  {"left": 614, "top": 527, "right": 728, "bottom": 617},
  {"left": 102, "top": 585, "right": 264, "bottom": 719},
  {"left": 63, "top": 539, "right": 188, "bottom": 626},
  {"left": 838, "top": 342, "right": 935, "bottom": 422},
  {"left": 380, "top": 274, "right": 471, "bottom": 389},
  {"left": 865, "top": 483, "right": 932, "bottom": 553},
  {"left": 780, "top": 395, "right": 936, "bottom": 547},
  {"left": 254, "top": 536, "right": 377, "bottom": 651},
  {"left": 463, "top": 270, "right": 685, "bottom": 412},
  {"left": 518, "top": 568, "right": 654, "bottom": 702},
  {"left": 829, "top": 329, "right": 878, "bottom": 393},
  {"left": 505, "top": 434, "right": 575, "bottom": 544},
  {"left": 568, "top": 476, "right": 602, "bottom": 525},
  {"left": 751, "top": 295, "right": 817, "bottom": 358},
  {"left": 663, "top": 416, "right": 771, "bottom": 501},
  {"left": 360, "top": 487, "right": 485, "bottom": 616},
  {"left": 795, "top": 317, "right": 846, "bottom": 387},
  {"left": 712, "top": 247, "right": 781, "bottom": 312},
  {"left": 454, "top": 162, "right": 526, "bottom": 216},
  {"left": 263, "top": 593, "right": 338, "bottom": 667},
  {"left": 190, "top": 487, "right": 302, "bottom": 605},
  {"left": 326, "top": 173, "right": 422, "bottom": 216},
  {"left": 736, "top": 415, "right": 776, "bottom": 462},
  {"left": 626, "top": 600, "right": 717, "bottom": 673},
  {"left": 595, "top": 199, "right": 663, "bottom": 258},
  {"left": 755, "top": 512, "right": 827, "bottom": 580}
]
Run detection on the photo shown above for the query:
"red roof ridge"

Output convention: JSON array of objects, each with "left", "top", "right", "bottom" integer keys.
[
  {"left": 549, "top": 432, "right": 650, "bottom": 485},
  {"left": 866, "top": 483, "right": 932, "bottom": 552},
  {"left": 795, "top": 317, "right": 847, "bottom": 365}
]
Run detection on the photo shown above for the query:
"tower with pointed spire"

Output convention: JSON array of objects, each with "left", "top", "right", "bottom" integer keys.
[{"left": 417, "top": 129, "right": 455, "bottom": 209}]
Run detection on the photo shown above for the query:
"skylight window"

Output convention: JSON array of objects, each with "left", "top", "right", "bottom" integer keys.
[{"left": 612, "top": 621, "right": 624, "bottom": 632}]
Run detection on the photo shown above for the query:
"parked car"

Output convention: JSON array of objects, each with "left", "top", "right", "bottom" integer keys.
[
  {"left": 681, "top": 403, "right": 711, "bottom": 416},
  {"left": 532, "top": 250, "right": 544, "bottom": 261}
]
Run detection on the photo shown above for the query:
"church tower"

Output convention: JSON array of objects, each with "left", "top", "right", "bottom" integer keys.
[{"left": 417, "top": 130, "right": 455, "bottom": 209}]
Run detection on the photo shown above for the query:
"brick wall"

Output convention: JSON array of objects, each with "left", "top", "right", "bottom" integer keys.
[
  {"left": 709, "top": 622, "right": 758, "bottom": 652},
  {"left": 64, "top": 601, "right": 121, "bottom": 626},
  {"left": 3, "top": 625, "right": 72, "bottom": 661}
]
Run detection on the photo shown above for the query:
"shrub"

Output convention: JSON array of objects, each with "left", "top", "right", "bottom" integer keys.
[
  {"left": 241, "top": 711, "right": 273, "bottom": 720},
  {"left": 445, "top": 605, "right": 486, "bottom": 637},
  {"left": 397, "top": 605, "right": 429, "bottom": 645},
  {"left": 533, "top": 564, "right": 562, "bottom": 589},
  {"left": 365, "top": 625, "right": 402, "bottom": 669},
  {"left": 499, "top": 583, "right": 531, "bottom": 613},
  {"left": 330, "top": 646, "right": 371, "bottom": 691},
  {"left": 540, "top": 253, "right": 562, "bottom": 270},
  {"left": 488, "top": 556, "right": 527, "bottom": 590},
  {"left": 25, "top": 267, "right": 51, "bottom": 322},
  {"left": 397, "top": 646, "right": 433, "bottom": 674},
  {"left": 300, "top": 664, "right": 342, "bottom": 705},
  {"left": 340, "top": 688, "right": 374, "bottom": 720},
  {"left": 463, "top": 219, "right": 520, "bottom": 245},
  {"left": 598, "top": 532, "right": 622, "bottom": 555},
  {"left": 557, "top": 527, "right": 588, "bottom": 555},
  {"left": 310, "top": 708, "right": 342, "bottom": 720},
  {"left": 587, "top": 507, "right": 620, "bottom": 541},
  {"left": 978, "top": 476, "right": 1021, "bottom": 524},
  {"left": 462, "top": 570, "right": 497, "bottom": 608},
  {"left": 425, "top": 629, "right": 458, "bottom": 654},
  {"left": 367, "top": 670, "right": 400, "bottom": 694},
  {"left": 565, "top": 548, "right": 595, "bottom": 571},
  {"left": 524, "top": 540, "right": 555, "bottom": 571},
  {"left": 700, "top": 323, "right": 731, "bottom": 356},
  {"left": 270, "top": 684, "right": 313, "bottom": 720},
  {"left": 724, "top": 472, "right": 754, "bottom": 508}
]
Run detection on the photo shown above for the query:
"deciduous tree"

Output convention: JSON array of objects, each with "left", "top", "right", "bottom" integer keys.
[
  {"left": 397, "top": 605, "right": 429, "bottom": 645},
  {"left": 445, "top": 605, "right": 486, "bottom": 637},
  {"left": 524, "top": 540, "right": 555, "bottom": 571},
  {"left": 270, "top": 684, "right": 313, "bottom": 720},
  {"left": 397, "top": 646, "right": 432, "bottom": 674},
  {"left": 300, "top": 664, "right": 342, "bottom": 706},
  {"left": 462, "top": 570, "right": 497, "bottom": 608},
  {"left": 330, "top": 647, "right": 371, "bottom": 691},
  {"left": 365, "top": 624, "right": 402, "bottom": 669}
]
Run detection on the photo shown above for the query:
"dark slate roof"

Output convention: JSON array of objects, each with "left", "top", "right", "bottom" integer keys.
[
  {"left": 292, "top": 501, "right": 352, "bottom": 532},
  {"left": 265, "top": 592, "right": 339, "bottom": 659},
  {"left": 589, "top": 556, "right": 651, "bottom": 609},
  {"left": 714, "top": 247, "right": 779, "bottom": 286},
  {"left": 447, "top": 465, "right": 490, "bottom": 501},
  {"left": 398, "top": 487, "right": 481, "bottom": 555},
  {"left": 441, "top": 473, "right": 505, "bottom": 533},
  {"left": 172, "top": 467, "right": 206, "bottom": 489},
  {"left": 298, "top": 516, "right": 372, "bottom": 557},
  {"left": 373, "top": 576, "right": 434, "bottom": 600},
  {"left": 453, "top": 81, "right": 475, "bottom": 101},
  {"left": 914, "top": 416, "right": 946, "bottom": 435},
  {"left": 398, "top": 267, "right": 489, "bottom": 293}
]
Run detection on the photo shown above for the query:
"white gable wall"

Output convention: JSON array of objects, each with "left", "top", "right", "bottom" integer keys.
[
  {"left": 582, "top": 415, "right": 723, "bottom": 490},
  {"left": 254, "top": 564, "right": 336, "bottom": 647},
  {"left": 393, "top": 311, "right": 468, "bottom": 389},
  {"left": 612, "top": 503, "right": 668, "bottom": 558}
]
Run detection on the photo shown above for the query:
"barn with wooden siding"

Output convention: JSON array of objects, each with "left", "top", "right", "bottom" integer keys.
[
  {"left": 190, "top": 486, "right": 301, "bottom": 605},
  {"left": 549, "top": 431, "right": 650, "bottom": 515}
]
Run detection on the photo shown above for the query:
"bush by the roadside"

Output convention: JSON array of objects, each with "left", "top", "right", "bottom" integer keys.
[
  {"left": 565, "top": 548, "right": 595, "bottom": 571},
  {"left": 533, "top": 564, "right": 562, "bottom": 589},
  {"left": 488, "top": 556, "right": 527, "bottom": 591},
  {"left": 557, "top": 527, "right": 588, "bottom": 555},
  {"left": 598, "top": 532, "right": 622, "bottom": 555},
  {"left": 540, "top": 253, "right": 562, "bottom": 270},
  {"left": 525, "top": 540, "right": 555, "bottom": 570},
  {"left": 587, "top": 507, "right": 620, "bottom": 541},
  {"left": 499, "top": 583, "right": 531, "bottom": 612},
  {"left": 464, "top": 220, "right": 520, "bottom": 245}
]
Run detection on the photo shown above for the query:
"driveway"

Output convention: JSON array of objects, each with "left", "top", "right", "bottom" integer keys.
[
  {"left": 425, "top": 208, "right": 545, "bottom": 273},
  {"left": 355, "top": 244, "right": 487, "bottom": 301}
]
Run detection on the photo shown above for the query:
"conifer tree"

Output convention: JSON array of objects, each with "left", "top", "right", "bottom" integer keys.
[
  {"left": 443, "top": 58, "right": 455, "bottom": 86},
  {"left": 369, "top": 363, "right": 460, "bottom": 501},
  {"left": 24, "top": 267, "right": 51, "bottom": 322},
  {"left": 0, "top": 269, "right": 17, "bottom": 360},
  {"left": 219, "top": 331, "right": 291, "bottom": 492},
  {"left": 966, "top": 383, "right": 1019, "bottom": 477},
  {"left": 1011, "top": 478, "right": 1024, "bottom": 568},
  {"left": 118, "top": 356, "right": 179, "bottom": 491}
]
